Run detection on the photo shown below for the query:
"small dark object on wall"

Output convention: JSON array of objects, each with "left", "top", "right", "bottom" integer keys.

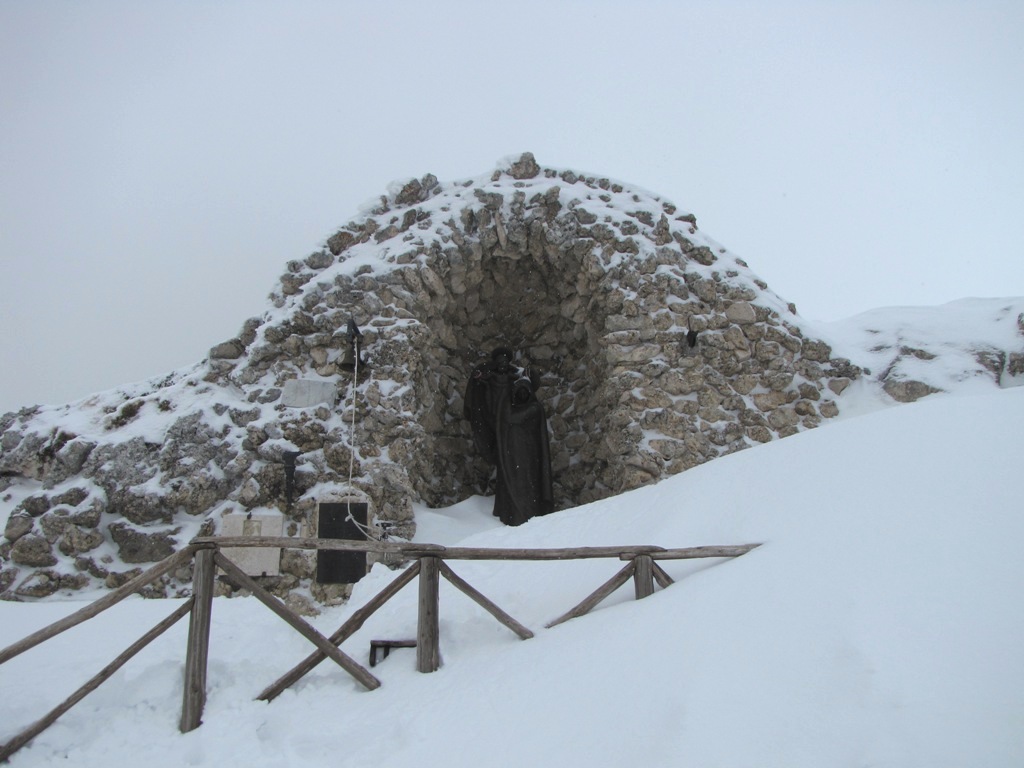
[
  {"left": 316, "top": 502, "right": 368, "bottom": 584},
  {"left": 283, "top": 451, "right": 301, "bottom": 508},
  {"left": 339, "top": 318, "right": 370, "bottom": 373}
]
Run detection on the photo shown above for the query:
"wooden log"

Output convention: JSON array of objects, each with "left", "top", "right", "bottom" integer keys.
[
  {"left": 190, "top": 537, "right": 761, "bottom": 563},
  {"left": 651, "top": 561, "right": 675, "bottom": 589},
  {"left": 416, "top": 557, "right": 441, "bottom": 673},
  {"left": 212, "top": 553, "right": 380, "bottom": 691},
  {"left": 180, "top": 547, "right": 215, "bottom": 733},
  {"left": 649, "top": 544, "right": 761, "bottom": 560},
  {"left": 432, "top": 545, "right": 665, "bottom": 561},
  {"left": 633, "top": 554, "right": 655, "bottom": 600},
  {"left": 191, "top": 536, "right": 668, "bottom": 561},
  {"left": 438, "top": 561, "right": 533, "bottom": 640},
  {"left": 192, "top": 535, "right": 433, "bottom": 553},
  {"left": 0, "top": 599, "right": 192, "bottom": 763},
  {"left": 0, "top": 545, "right": 197, "bottom": 667},
  {"left": 257, "top": 560, "right": 421, "bottom": 702},
  {"left": 545, "top": 560, "right": 637, "bottom": 629}
]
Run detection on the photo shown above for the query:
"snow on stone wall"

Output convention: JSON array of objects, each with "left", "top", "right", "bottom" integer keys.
[{"left": 2, "top": 153, "right": 1019, "bottom": 606}]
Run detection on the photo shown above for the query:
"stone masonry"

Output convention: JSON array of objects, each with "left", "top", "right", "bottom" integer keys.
[{"left": 0, "top": 153, "right": 862, "bottom": 605}]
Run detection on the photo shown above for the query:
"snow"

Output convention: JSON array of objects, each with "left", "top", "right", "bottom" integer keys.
[
  {"left": 2, "top": 169, "right": 1023, "bottom": 765},
  {"left": 3, "top": 339, "right": 1023, "bottom": 766},
  {"left": 817, "top": 297, "right": 1024, "bottom": 393}
]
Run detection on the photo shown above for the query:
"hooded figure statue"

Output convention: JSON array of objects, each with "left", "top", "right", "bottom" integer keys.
[{"left": 464, "top": 347, "right": 554, "bottom": 526}]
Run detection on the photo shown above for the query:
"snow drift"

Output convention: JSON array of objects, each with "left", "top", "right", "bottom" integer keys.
[{"left": 1, "top": 383, "right": 1022, "bottom": 767}]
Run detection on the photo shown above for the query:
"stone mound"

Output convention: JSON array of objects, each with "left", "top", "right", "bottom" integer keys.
[{"left": 0, "top": 153, "right": 861, "bottom": 603}]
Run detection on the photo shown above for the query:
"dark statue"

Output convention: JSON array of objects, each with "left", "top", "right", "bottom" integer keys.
[{"left": 464, "top": 347, "right": 554, "bottom": 526}]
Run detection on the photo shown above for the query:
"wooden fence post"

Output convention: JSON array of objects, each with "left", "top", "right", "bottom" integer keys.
[
  {"left": 633, "top": 554, "right": 655, "bottom": 600},
  {"left": 180, "top": 547, "right": 215, "bottom": 732},
  {"left": 417, "top": 556, "right": 441, "bottom": 673}
]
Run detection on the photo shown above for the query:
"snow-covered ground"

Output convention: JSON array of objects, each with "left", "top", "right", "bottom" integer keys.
[{"left": 2, "top": 340, "right": 1022, "bottom": 766}]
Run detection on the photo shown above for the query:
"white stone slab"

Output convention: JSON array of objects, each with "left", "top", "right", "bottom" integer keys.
[
  {"left": 282, "top": 379, "right": 337, "bottom": 408},
  {"left": 219, "top": 512, "right": 284, "bottom": 576}
]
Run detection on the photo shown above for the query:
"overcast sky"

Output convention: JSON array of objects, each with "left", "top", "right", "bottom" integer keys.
[{"left": 2, "top": 1, "right": 1022, "bottom": 415}]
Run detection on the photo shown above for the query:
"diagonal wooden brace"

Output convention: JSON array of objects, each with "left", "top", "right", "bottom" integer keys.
[
  {"left": 213, "top": 552, "right": 380, "bottom": 691},
  {"left": 438, "top": 560, "right": 533, "bottom": 640},
  {"left": 257, "top": 559, "right": 420, "bottom": 702},
  {"left": 545, "top": 559, "right": 637, "bottom": 629},
  {"left": 1, "top": 599, "right": 192, "bottom": 762}
]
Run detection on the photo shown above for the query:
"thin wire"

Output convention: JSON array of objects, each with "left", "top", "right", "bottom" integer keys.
[{"left": 344, "top": 344, "right": 375, "bottom": 540}]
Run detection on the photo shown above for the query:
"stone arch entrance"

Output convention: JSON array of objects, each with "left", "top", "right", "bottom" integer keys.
[
  {"left": 226, "top": 154, "right": 859, "bottom": 539},
  {"left": 366, "top": 220, "right": 615, "bottom": 513}
]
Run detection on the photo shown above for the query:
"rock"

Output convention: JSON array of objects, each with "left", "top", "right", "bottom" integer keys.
[
  {"left": 753, "top": 391, "right": 795, "bottom": 411},
  {"left": 725, "top": 301, "right": 757, "bottom": 324},
  {"left": 0, "top": 567, "right": 16, "bottom": 595},
  {"left": 311, "top": 581, "right": 351, "bottom": 606},
  {"left": 15, "top": 570, "right": 61, "bottom": 598},
  {"left": 327, "top": 230, "right": 355, "bottom": 255},
  {"left": 11, "top": 535, "right": 57, "bottom": 567},
  {"left": 394, "top": 178, "right": 425, "bottom": 206},
  {"left": 285, "top": 592, "right": 320, "bottom": 617},
  {"left": 800, "top": 339, "right": 833, "bottom": 362},
  {"left": 304, "top": 250, "right": 334, "bottom": 270},
  {"left": 4, "top": 512, "right": 34, "bottom": 543},
  {"left": 210, "top": 340, "right": 245, "bottom": 359},
  {"left": 280, "top": 549, "right": 316, "bottom": 580},
  {"left": 51, "top": 487, "right": 89, "bottom": 507},
  {"left": 1008, "top": 352, "right": 1024, "bottom": 378},
  {"left": 19, "top": 495, "right": 51, "bottom": 517},
  {"left": 39, "top": 508, "right": 73, "bottom": 542},
  {"left": 883, "top": 379, "right": 941, "bottom": 403},
  {"left": 105, "top": 568, "right": 143, "bottom": 589},
  {"left": 71, "top": 500, "right": 103, "bottom": 528},
  {"left": 58, "top": 525, "right": 104, "bottom": 556},
  {"left": 507, "top": 152, "right": 540, "bottom": 179},
  {"left": 828, "top": 378, "right": 852, "bottom": 395},
  {"left": 108, "top": 523, "right": 178, "bottom": 564}
]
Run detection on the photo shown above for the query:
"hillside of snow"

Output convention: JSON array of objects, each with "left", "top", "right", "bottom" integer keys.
[{"left": 2, "top": 377, "right": 1022, "bottom": 767}]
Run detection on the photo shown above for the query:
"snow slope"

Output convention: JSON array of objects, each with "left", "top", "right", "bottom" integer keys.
[{"left": 2, "top": 380, "right": 1021, "bottom": 767}]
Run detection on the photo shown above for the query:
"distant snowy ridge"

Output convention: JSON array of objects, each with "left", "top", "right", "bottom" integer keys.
[{"left": 817, "top": 298, "right": 1024, "bottom": 401}]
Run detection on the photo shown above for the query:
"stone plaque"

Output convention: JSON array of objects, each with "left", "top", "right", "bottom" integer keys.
[
  {"left": 282, "top": 379, "right": 337, "bottom": 408},
  {"left": 219, "top": 512, "right": 284, "bottom": 576}
]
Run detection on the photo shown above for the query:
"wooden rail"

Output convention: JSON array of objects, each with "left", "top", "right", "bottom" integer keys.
[
  {"left": 193, "top": 536, "right": 758, "bottom": 561},
  {"left": 0, "top": 536, "right": 759, "bottom": 761}
]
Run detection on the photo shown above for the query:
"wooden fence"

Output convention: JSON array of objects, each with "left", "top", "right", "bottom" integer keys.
[{"left": 0, "top": 537, "right": 759, "bottom": 761}]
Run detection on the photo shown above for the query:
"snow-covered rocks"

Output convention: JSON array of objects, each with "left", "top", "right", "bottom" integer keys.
[{"left": 1, "top": 154, "right": 1021, "bottom": 604}]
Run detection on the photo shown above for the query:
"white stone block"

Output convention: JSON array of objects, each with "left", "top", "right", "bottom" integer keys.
[
  {"left": 220, "top": 512, "right": 284, "bottom": 576},
  {"left": 282, "top": 379, "right": 337, "bottom": 408}
]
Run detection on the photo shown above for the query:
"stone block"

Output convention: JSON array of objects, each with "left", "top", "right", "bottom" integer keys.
[
  {"left": 11, "top": 534, "right": 57, "bottom": 567},
  {"left": 282, "top": 379, "right": 338, "bottom": 408},
  {"left": 725, "top": 301, "right": 757, "bottom": 324}
]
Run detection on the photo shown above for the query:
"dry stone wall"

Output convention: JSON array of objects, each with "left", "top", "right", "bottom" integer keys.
[
  {"left": 1, "top": 153, "right": 862, "bottom": 604},
  {"left": 217, "top": 153, "right": 859, "bottom": 515}
]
